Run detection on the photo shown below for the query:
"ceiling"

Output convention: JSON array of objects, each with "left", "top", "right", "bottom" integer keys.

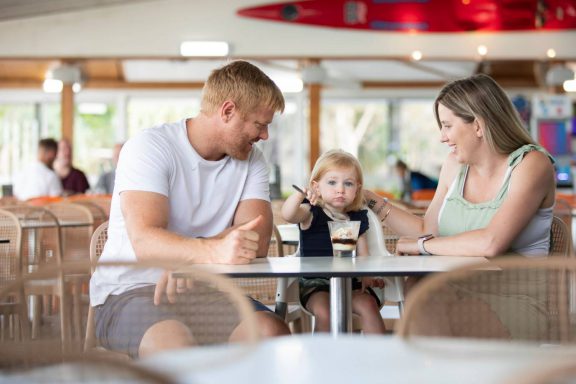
[
  {"left": 0, "top": 57, "right": 566, "bottom": 93},
  {"left": 0, "top": 0, "right": 574, "bottom": 93},
  {"left": 0, "top": 0, "right": 155, "bottom": 22}
]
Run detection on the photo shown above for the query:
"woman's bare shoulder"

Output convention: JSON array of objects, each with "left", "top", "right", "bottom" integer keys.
[
  {"left": 516, "top": 149, "right": 555, "bottom": 176},
  {"left": 438, "top": 153, "right": 460, "bottom": 187}
]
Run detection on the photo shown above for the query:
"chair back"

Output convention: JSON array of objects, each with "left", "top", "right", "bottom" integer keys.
[
  {"left": 89, "top": 221, "right": 109, "bottom": 265},
  {"left": 234, "top": 225, "right": 284, "bottom": 305},
  {"left": 411, "top": 189, "right": 435, "bottom": 201},
  {"left": 0, "top": 208, "right": 30, "bottom": 341},
  {"left": 73, "top": 200, "right": 108, "bottom": 230},
  {"left": 84, "top": 221, "right": 108, "bottom": 351},
  {"left": 1, "top": 205, "right": 62, "bottom": 268},
  {"left": 550, "top": 215, "right": 572, "bottom": 257},
  {"left": 365, "top": 209, "right": 404, "bottom": 305},
  {"left": 397, "top": 257, "right": 576, "bottom": 344},
  {"left": 46, "top": 203, "right": 93, "bottom": 264},
  {"left": 25, "top": 196, "right": 63, "bottom": 206},
  {"left": 0, "top": 208, "right": 23, "bottom": 285}
]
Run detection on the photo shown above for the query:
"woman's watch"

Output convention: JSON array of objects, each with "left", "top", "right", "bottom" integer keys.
[{"left": 417, "top": 234, "right": 434, "bottom": 255}]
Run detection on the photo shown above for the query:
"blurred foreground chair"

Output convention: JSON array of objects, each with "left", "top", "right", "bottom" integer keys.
[
  {"left": 0, "top": 208, "right": 30, "bottom": 341},
  {"left": 505, "top": 361, "right": 576, "bottom": 384},
  {"left": 397, "top": 257, "right": 576, "bottom": 344},
  {"left": 1, "top": 354, "right": 175, "bottom": 384},
  {"left": 234, "top": 225, "right": 303, "bottom": 331},
  {"left": 85, "top": 238, "right": 261, "bottom": 358},
  {"left": 2, "top": 259, "right": 260, "bottom": 376}
]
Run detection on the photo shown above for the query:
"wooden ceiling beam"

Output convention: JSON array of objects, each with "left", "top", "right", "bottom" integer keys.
[
  {"left": 83, "top": 80, "right": 205, "bottom": 89},
  {"left": 362, "top": 81, "right": 445, "bottom": 89},
  {"left": 0, "top": 79, "right": 205, "bottom": 90}
]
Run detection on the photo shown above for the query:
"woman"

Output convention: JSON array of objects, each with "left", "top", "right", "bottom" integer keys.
[{"left": 365, "top": 74, "right": 556, "bottom": 257}]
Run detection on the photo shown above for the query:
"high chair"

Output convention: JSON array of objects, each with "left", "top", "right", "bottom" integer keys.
[{"left": 275, "top": 208, "right": 405, "bottom": 333}]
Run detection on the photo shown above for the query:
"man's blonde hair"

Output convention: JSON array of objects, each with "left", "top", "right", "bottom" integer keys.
[
  {"left": 201, "top": 60, "right": 285, "bottom": 117},
  {"left": 309, "top": 149, "right": 365, "bottom": 212}
]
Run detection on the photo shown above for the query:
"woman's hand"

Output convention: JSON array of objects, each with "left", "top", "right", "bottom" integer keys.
[
  {"left": 395, "top": 237, "right": 421, "bottom": 256},
  {"left": 362, "top": 189, "right": 381, "bottom": 211}
]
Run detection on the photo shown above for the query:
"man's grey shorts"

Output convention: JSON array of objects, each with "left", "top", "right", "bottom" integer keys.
[{"left": 94, "top": 285, "right": 273, "bottom": 358}]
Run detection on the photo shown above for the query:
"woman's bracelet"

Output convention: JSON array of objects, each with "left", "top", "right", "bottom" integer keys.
[
  {"left": 374, "top": 197, "right": 388, "bottom": 216},
  {"left": 380, "top": 206, "right": 392, "bottom": 223}
]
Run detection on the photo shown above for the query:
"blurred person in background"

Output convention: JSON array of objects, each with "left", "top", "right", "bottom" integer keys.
[
  {"left": 395, "top": 159, "right": 438, "bottom": 202},
  {"left": 53, "top": 138, "right": 90, "bottom": 195},
  {"left": 13, "top": 138, "right": 63, "bottom": 200},
  {"left": 95, "top": 142, "right": 124, "bottom": 194}
]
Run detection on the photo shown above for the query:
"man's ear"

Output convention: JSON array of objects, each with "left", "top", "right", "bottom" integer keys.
[{"left": 220, "top": 100, "right": 236, "bottom": 123}]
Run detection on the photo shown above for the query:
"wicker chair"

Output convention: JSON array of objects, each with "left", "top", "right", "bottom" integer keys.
[
  {"left": 396, "top": 257, "right": 576, "bottom": 344},
  {"left": 1, "top": 353, "right": 175, "bottom": 384},
  {"left": 84, "top": 221, "right": 110, "bottom": 353},
  {"left": 504, "top": 361, "right": 576, "bottom": 384},
  {"left": 0, "top": 208, "right": 30, "bottom": 341},
  {"left": 71, "top": 200, "right": 108, "bottom": 231},
  {"left": 85, "top": 227, "right": 261, "bottom": 357},
  {"left": 234, "top": 225, "right": 284, "bottom": 306},
  {"left": 0, "top": 265, "right": 174, "bottom": 383},
  {"left": 0, "top": 205, "right": 68, "bottom": 342},
  {"left": 550, "top": 215, "right": 572, "bottom": 257},
  {"left": 45, "top": 202, "right": 95, "bottom": 341}
]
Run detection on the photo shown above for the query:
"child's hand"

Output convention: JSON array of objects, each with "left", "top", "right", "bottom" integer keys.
[
  {"left": 361, "top": 277, "right": 386, "bottom": 291},
  {"left": 295, "top": 185, "right": 319, "bottom": 206}
]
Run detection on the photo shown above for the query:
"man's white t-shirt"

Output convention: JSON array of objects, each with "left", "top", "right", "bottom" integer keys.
[
  {"left": 90, "top": 119, "right": 270, "bottom": 305},
  {"left": 13, "top": 160, "right": 63, "bottom": 200}
]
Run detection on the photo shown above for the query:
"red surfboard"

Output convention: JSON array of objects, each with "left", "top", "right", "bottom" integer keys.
[{"left": 237, "top": 0, "right": 576, "bottom": 32}]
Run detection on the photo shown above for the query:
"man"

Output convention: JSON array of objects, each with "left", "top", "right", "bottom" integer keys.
[
  {"left": 53, "top": 138, "right": 90, "bottom": 195},
  {"left": 13, "top": 138, "right": 63, "bottom": 200},
  {"left": 90, "top": 60, "right": 290, "bottom": 359},
  {"left": 94, "top": 142, "right": 123, "bottom": 194},
  {"left": 395, "top": 159, "right": 438, "bottom": 202}
]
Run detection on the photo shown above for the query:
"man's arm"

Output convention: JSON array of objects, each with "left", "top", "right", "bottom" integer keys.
[
  {"left": 121, "top": 190, "right": 261, "bottom": 264},
  {"left": 233, "top": 198, "right": 273, "bottom": 257}
]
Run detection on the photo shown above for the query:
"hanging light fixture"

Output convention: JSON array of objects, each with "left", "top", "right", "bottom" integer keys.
[{"left": 43, "top": 63, "right": 83, "bottom": 93}]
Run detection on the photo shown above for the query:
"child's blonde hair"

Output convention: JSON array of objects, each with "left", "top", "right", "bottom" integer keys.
[{"left": 309, "top": 149, "right": 364, "bottom": 212}]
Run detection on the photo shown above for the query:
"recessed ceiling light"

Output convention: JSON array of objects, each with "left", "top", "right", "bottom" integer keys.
[
  {"left": 411, "top": 50, "right": 422, "bottom": 61},
  {"left": 477, "top": 45, "right": 488, "bottom": 56},
  {"left": 180, "top": 41, "right": 230, "bottom": 57},
  {"left": 43, "top": 79, "right": 63, "bottom": 93},
  {"left": 547, "top": 48, "right": 557, "bottom": 58},
  {"left": 564, "top": 79, "right": 576, "bottom": 92}
]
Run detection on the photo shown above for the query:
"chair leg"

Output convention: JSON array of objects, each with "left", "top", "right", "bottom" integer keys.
[
  {"left": 58, "top": 282, "right": 72, "bottom": 352},
  {"left": 71, "top": 280, "right": 83, "bottom": 341},
  {"left": 30, "top": 294, "right": 41, "bottom": 339}
]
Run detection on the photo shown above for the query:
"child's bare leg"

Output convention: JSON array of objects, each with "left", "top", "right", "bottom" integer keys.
[
  {"left": 352, "top": 291, "right": 385, "bottom": 334},
  {"left": 306, "top": 291, "right": 331, "bottom": 333}
]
